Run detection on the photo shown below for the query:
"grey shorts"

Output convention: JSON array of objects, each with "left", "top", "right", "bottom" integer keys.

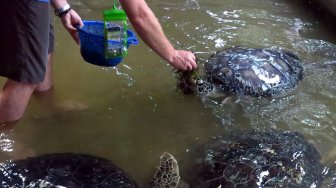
[{"left": 0, "top": 0, "right": 54, "bottom": 83}]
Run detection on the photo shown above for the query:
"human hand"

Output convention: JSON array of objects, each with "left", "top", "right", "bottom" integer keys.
[
  {"left": 168, "top": 50, "right": 197, "bottom": 71},
  {"left": 60, "top": 9, "right": 83, "bottom": 44}
]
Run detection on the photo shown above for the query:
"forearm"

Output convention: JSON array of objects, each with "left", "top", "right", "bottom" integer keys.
[
  {"left": 120, "top": 0, "right": 197, "bottom": 70},
  {"left": 51, "top": 0, "right": 69, "bottom": 9},
  {"left": 120, "top": 0, "right": 176, "bottom": 63}
]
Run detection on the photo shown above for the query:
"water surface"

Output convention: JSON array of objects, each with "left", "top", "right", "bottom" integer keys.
[{"left": 1, "top": 0, "right": 336, "bottom": 187}]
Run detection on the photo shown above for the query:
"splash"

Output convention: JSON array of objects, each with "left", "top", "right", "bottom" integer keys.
[{"left": 102, "top": 64, "right": 135, "bottom": 87}]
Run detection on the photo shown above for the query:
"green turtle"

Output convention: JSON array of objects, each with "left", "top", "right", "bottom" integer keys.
[
  {"left": 177, "top": 47, "right": 303, "bottom": 98},
  {"left": 0, "top": 152, "right": 179, "bottom": 188},
  {"left": 189, "top": 130, "right": 323, "bottom": 188},
  {"left": 0, "top": 153, "right": 138, "bottom": 187},
  {"left": 0, "top": 130, "right": 323, "bottom": 188}
]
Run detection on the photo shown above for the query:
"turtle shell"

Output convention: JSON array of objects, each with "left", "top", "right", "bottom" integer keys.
[
  {"left": 191, "top": 130, "right": 323, "bottom": 188},
  {"left": 204, "top": 47, "right": 303, "bottom": 97},
  {"left": 0, "top": 153, "right": 138, "bottom": 187}
]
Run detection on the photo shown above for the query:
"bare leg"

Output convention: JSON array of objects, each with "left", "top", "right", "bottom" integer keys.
[
  {"left": 35, "top": 53, "right": 53, "bottom": 92},
  {"left": 0, "top": 53, "right": 53, "bottom": 122},
  {"left": 0, "top": 80, "right": 37, "bottom": 122},
  {"left": 33, "top": 53, "right": 56, "bottom": 112}
]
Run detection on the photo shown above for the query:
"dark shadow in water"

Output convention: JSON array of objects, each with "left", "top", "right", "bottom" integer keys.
[{"left": 288, "top": 0, "right": 336, "bottom": 43}]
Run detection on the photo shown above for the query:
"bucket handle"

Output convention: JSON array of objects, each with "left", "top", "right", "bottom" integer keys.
[{"left": 127, "top": 36, "right": 139, "bottom": 45}]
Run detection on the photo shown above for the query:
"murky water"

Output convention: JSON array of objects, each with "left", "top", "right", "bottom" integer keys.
[{"left": 1, "top": 0, "right": 336, "bottom": 187}]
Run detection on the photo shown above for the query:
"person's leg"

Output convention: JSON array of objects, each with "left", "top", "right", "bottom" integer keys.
[
  {"left": 0, "top": 1, "right": 52, "bottom": 123},
  {"left": 0, "top": 80, "right": 37, "bottom": 122},
  {"left": 34, "top": 53, "right": 56, "bottom": 111},
  {"left": 36, "top": 20, "right": 54, "bottom": 93},
  {"left": 35, "top": 53, "right": 53, "bottom": 92}
]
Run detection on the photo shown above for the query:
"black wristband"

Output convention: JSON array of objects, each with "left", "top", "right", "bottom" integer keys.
[
  {"left": 58, "top": 8, "right": 72, "bottom": 17},
  {"left": 54, "top": 3, "right": 72, "bottom": 17}
]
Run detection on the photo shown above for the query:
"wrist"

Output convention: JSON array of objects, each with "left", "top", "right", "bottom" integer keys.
[
  {"left": 166, "top": 49, "right": 178, "bottom": 64},
  {"left": 54, "top": 3, "right": 72, "bottom": 17}
]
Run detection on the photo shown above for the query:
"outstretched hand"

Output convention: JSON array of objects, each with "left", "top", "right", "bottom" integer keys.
[
  {"left": 168, "top": 50, "right": 197, "bottom": 71},
  {"left": 61, "top": 9, "right": 83, "bottom": 44}
]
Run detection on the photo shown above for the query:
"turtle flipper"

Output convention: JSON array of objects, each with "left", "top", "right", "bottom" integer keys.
[{"left": 151, "top": 152, "right": 180, "bottom": 188}]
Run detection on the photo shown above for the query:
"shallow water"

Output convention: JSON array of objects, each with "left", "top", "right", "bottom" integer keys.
[{"left": 1, "top": 0, "right": 336, "bottom": 187}]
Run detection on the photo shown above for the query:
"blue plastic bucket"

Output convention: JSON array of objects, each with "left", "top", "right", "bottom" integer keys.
[{"left": 77, "top": 20, "right": 138, "bottom": 67}]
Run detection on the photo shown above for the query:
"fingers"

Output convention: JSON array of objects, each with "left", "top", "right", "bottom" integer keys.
[
  {"left": 61, "top": 10, "right": 83, "bottom": 45},
  {"left": 184, "top": 60, "right": 193, "bottom": 71},
  {"left": 186, "top": 64, "right": 193, "bottom": 71},
  {"left": 63, "top": 22, "right": 80, "bottom": 44},
  {"left": 76, "top": 17, "right": 84, "bottom": 28},
  {"left": 66, "top": 24, "right": 80, "bottom": 44},
  {"left": 182, "top": 51, "right": 197, "bottom": 71},
  {"left": 70, "top": 31, "right": 80, "bottom": 45},
  {"left": 189, "top": 53, "right": 197, "bottom": 69}
]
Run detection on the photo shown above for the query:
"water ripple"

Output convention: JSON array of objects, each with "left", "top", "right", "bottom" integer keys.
[{"left": 0, "top": 133, "right": 14, "bottom": 153}]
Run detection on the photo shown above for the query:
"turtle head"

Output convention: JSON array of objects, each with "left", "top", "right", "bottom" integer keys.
[
  {"left": 151, "top": 152, "right": 180, "bottom": 188},
  {"left": 175, "top": 69, "right": 218, "bottom": 97},
  {"left": 195, "top": 78, "right": 217, "bottom": 96}
]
